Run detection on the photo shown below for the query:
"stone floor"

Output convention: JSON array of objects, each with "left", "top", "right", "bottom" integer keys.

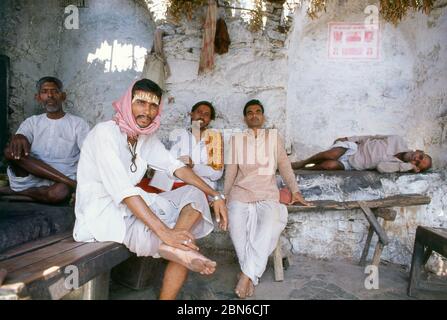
[{"left": 109, "top": 253, "right": 447, "bottom": 300}]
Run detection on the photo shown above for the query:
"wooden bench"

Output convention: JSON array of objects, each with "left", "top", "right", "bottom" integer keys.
[
  {"left": 408, "top": 226, "right": 447, "bottom": 298},
  {"left": 0, "top": 231, "right": 131, "bottom": 300},
  {"left": 271, "top": 194, "right": 431, "bottom": 282}
]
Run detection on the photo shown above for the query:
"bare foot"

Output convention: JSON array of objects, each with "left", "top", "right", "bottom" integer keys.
[
  {"left": 246, "top": 280, "right": 255, "bottom": 297},
  {"left": 158, "top": 243, "right": 217, "bottom": 275},
  {"left": 235, "top": 273, "right": 251, "bottom": 299}
]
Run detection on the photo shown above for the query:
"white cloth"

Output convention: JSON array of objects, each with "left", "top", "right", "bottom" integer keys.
[
  {"left": 331, "top": 140, "right": 358, "bottom": 171},
  {"left": 169, "top": 129, "right": 223, "bottom": 189},
  {"left": 151, "top": 128, "right": 223, "bottom": 191},
  {"left": 123, "top": 185, "right": 213, "bottom": 257},
  {"left": 73, "top": 121, "right": 213, "bottom": 255},
  {"left": 228, "top": 200, "right": 288, "bottom": 285},
  {"left": 7, "top": 113, "right": 90, "bottom": 192}
]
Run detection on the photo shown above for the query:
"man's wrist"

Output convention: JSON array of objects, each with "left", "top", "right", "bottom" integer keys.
[{"left": 211, "top": 193, "right": 226, "bottom": 202}]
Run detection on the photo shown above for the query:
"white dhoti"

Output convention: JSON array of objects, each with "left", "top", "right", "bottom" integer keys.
[
  {"left": 228, "top": 200, "right": 288, "bottom": 285},
  {"left": 123, "top": 185, "right": 213, "bottom": 257}
]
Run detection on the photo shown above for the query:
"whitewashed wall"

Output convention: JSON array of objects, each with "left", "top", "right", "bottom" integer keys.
[{"left": 286, "top": 0, "right": 447, "bottom": 168}]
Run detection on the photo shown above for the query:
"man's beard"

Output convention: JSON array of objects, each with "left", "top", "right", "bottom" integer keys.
[{"left": 44, "top": 104, "right": 61, "bottom": 113}]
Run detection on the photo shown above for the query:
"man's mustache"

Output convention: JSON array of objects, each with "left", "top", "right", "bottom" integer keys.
[{"left": 136, "top": 115, "right": 152, "bottom": 121}]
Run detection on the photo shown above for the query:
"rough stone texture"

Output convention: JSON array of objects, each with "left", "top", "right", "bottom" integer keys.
[
  {"left": 286, "top": 0, "right": 447, "bottom": 169},
  {"left": 0, "top": 0, "right": 156, "bottom": 132},
  {"left": 0, "top": 202, "right": 75, "bottom": 252},
  {"left": 153, "top": 4, "right": 291, "bottom": 145},
  {"left": 0, "top": 0, "right": 62, "bottom": 133},
  {"left": 285, "top": 170, "right": 447, "bottom": 273}
]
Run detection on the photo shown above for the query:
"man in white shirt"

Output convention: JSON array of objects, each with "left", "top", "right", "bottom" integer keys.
[
  {"left": 154, "top": 100, "right": 223, "bottom": 192},
  {"left": 1, "top": 77, "right": 90, "bottom": 203},
  {"left": 74, "top": 79, "right": 228, "bottom": 300}
]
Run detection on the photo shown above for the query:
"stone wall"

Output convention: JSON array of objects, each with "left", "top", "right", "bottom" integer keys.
[
  {"left": 286, "top": 0, "right": 447, "bottom": 169},
  {"left": 0, "top": 0, "right": 156, "bottom": 132}
]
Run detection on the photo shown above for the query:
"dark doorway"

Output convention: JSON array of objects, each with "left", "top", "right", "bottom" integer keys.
[{"left": 0, "top": 55, "right": 10, "bottom": 173}]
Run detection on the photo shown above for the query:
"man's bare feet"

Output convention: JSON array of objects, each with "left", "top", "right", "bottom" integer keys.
[
  {"left": 235, "top": 272, "right": 254, "bottom": 299},
  {"left": 158, "top": 243, "right": 217, "bottom": 275}
]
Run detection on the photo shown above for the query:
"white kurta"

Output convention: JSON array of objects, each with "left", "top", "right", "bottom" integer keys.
[
  {"left": 169, "top": 129, "right": 223, "bottom": 189},
  {"left": 7, "top": 113, "right": 90, "bottom": 191},
  {"left": 73, "top": 121, "right": 213, "bottom": 248}
]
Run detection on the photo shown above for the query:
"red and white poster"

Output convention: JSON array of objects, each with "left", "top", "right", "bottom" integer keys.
[{"left": 328, "top": 22, "right": 380, "bottom": 60}]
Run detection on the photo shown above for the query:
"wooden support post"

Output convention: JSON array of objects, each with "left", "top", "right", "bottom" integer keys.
[
  {"left": 372, "top": 242, "right": 384, "bottom": 267},
  {"left": 408, "top": 237, "right": 425, "bottom": 297},
  {"left": 273, "top": 240, "right": 284, "bottom": 282},
  {"left": 359, "top": 226, "right": 374, "bottom": 266},
  {"left": 358, "top": 201, "right": 389, "bottom": 245}
]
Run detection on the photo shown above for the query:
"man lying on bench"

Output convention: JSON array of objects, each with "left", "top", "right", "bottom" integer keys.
[{"left": 291, "top": 134, "right": 432, "bottom": 173}]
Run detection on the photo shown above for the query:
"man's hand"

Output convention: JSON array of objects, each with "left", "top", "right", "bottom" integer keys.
[
  {"left": 411, "top": 164, "right": 421, "bottom": 173},
  {"left": 289, "top": 192, "right": 313, "bottom": 206},
  {"left": 158, "top": 228, "right": 199, "bottom": 251},
  {"left": 9, "top": 134, "right": 30, "bottom": 160},
  {"left": 211, "top": 199, "right": 228, "bottom": 231},
  {"left": 334, "top": 137, "right": 348, "bottom": 144},
  {"left": 178, "top": 156, "right": 194, "bottom": 168}
]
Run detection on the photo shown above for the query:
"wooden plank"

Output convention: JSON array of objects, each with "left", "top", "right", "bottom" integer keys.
[
  {"left": 273, "top": 240, "right": 284, "bottom": 282},
  {"left": 26, "top": 245, "right": 130, "bottom": 300},
  {"left": 287, "top": 194, "right": 431, "bottom": 213},
  {"left": 0, "top": 231, "right": 73, "bottom": 262},
  {"left": 0, "top": 239, "right": 84, "bottom": 274},
  {"left": 372, "top": 242, "right": 384, "bottom": 267},
  {"left": 3, "top": 242, "right": 123, "bottom": 286},
  {"left": 359, "top": 226, "right": 374, "bottom": 266},
  {"left": 358, "top": 201, "right": 389, "bottom": 245}
]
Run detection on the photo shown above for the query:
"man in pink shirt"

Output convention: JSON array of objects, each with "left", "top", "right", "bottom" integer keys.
[{"left": 224, "top": 99, "right": 311, "bottom": 299}]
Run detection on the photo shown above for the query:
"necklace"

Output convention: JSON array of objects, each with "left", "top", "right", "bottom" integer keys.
[{"left": 127, "top": 140, "right": 138, "bottom": 173}]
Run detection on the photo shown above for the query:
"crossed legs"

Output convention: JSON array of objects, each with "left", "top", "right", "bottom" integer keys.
[
  {"left": 291, "top": 147, "right": 347, "bottom": 170},
  {"left": 158, "top": 203, "right": 216, "bottom": 300},
  {"left": 1, "top": 146, "right": 75, "bottom": 203}
]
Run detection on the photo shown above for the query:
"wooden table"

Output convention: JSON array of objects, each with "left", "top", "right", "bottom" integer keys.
[{"left": 408, "top": 226, "right": 447, "bottom": 298}]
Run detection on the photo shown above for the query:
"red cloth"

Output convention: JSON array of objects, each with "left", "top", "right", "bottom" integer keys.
[{"left": 137, "top": 177, "right": 187, "bottom": 194}]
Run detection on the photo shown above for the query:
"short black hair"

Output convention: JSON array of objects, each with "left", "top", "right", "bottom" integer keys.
[
  {"left": 132, "top": 79, "right": 163, "bottom": 99},
  {"left": 243, "top": 99, "right": 264, "bottom": 116},
  {"left": 36, "top": 76, "right": 63, "bottom": 92},
  {"left": 191, "top": 101, "right": 216, "bottom": 120}
]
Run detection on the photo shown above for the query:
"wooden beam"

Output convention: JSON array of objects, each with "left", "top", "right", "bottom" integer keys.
[
  {"left": 358, "top": 201, "right": 389, "bottom": 245},
  {"left": 287, "top": 194, "right": 430, "bottom": 213},
  {"left": 0, "top": 231, "right": 73, "bottom": 262}
]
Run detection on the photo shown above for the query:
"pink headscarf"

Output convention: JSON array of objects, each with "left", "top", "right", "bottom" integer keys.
[{"left": 112, "top": 81, "right": 163, "bottom": 139}]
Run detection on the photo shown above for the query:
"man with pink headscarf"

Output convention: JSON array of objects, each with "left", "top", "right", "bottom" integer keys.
[{"left": 73, "top": 79, "right": 228, "bottom": 300}]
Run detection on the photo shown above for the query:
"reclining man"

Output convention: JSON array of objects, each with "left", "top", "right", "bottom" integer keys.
[
  {"left": 73, "top": 79, "right": 228, "bottom": 300},
  {"left": 292, "top": 135, "right": 432, "bottom": 173},
  {"left": 224, "top": 99, "right": 311, "bottom": 299},
  {"left": 1, "top": 76, "right": 90, "bottom": 203}
]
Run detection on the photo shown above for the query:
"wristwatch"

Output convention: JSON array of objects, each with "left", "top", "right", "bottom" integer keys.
[{"left": 212, "top": 194, "right": 226, "bottom": 202}]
